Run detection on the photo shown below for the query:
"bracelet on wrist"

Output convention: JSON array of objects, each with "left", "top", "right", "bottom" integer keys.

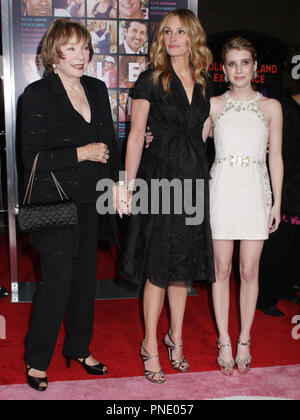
[{"left": 114, "top": 180, "right": 135, "bottom": 189}]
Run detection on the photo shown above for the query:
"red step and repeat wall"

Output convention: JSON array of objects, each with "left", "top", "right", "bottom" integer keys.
[{"left": 14, "top": 0, "right": 189, "bottom": 147}]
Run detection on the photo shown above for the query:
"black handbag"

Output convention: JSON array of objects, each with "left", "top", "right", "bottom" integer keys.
[{"left": 18, "top": 153, "right": 78, "bottom": 232}]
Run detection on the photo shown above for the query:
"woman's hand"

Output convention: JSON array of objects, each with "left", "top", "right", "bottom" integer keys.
[
  {"left": 112, "top": 183, "right": 133, "bottom": 218},
  {"left": 145, "top": 126, "right": 153, "bottom": 148},
  {"left": 77, "top": 142, "right": 109, "bottom": 163},
  {"left": 268, "top": 205, "right": 281, "bottom": 234}
]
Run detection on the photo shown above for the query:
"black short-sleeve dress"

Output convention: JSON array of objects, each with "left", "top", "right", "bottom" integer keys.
[{"left": 121, "top": 68, "right": 215, "bottom": 288}]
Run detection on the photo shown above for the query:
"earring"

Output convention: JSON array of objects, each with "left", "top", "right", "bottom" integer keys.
[
  {"left": 253, "top": 70, "right": 257, "bottom": 78},
  {"left": 52, "top": 64, "right": 58, "bottom": 74},
  {"left": 224, "top": 73, "right": 228, "bottom": 83}
]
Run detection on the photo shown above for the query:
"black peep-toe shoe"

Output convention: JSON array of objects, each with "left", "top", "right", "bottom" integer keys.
[
  {"left": 65, "top": 356, "right": 107, "bottom": 375},
  {"left": 26, "top": 367, "right": 48, "bottom": 392}
]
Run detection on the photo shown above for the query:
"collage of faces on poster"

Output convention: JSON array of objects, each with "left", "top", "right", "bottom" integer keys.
[{"left": 19, "top": 0, "right": 188, "bottom": 140}]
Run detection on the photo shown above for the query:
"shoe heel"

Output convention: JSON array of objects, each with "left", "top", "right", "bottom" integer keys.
[
  {"left": 163, "top": 332, "right": 189, "bottom": 372},
  {"left": 162, "top": 338, "right": 171, "bottom": 361}
]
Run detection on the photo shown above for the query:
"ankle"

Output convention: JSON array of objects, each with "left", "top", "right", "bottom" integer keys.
[
  {"left": 218, "top": 335, "right": 231, "bottom": 345},
  {"left": 167, "top": 329, "right": 183, "bottom": 344},
  {"left": 238, "top": 334, "right": 251, "bottom": 344},
  {"left": 27, "top": 366, "right": 47, "bottom": 377},
  {"left": 143, "top": 338, "right": 158, "bottom": 353}
]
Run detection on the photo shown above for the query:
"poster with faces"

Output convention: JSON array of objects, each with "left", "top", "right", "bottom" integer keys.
[
  {"left": 119, "top": 20, "right": 148, "bottom": 55},
  {"left": 16, "top": 0, "right": 187, "bottom": 141}
]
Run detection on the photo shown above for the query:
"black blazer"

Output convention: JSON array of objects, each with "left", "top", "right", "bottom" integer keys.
[{"left": 21, "top": 73, "right": 120, "bottom": 247}]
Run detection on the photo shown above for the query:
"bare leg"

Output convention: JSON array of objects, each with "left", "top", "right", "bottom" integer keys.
[
  {"left": 142, "top": 279, "right": 166, "bottom": 376},
  {"left": 237, "top": 240, "right": 264, "bottom": 362},
  {"left": 164, "top": 285, "right": 189, "bottom": 368},
  {"left": 212, "top": 240, "right": 234, "bottom": 363}
]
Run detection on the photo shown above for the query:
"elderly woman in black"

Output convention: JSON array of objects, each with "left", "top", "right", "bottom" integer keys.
[{"left": 21, "top": 19, "right": 119, "bottom": 391}]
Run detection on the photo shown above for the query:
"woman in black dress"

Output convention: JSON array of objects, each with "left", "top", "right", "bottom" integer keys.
[{"left": 115, "top": 9, "right": 215, "bottom": 383}]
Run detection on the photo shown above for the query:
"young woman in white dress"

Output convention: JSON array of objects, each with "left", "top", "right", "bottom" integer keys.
[{"left": 203, "top": 37, "right": 284, "bottom": 375}]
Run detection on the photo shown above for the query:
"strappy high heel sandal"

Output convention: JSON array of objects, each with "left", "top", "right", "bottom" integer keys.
[
  {"left": 217, "top": 340, "right": 235, "bottom": 376},
  {"left": 163, "top": 332, "right": 190, "bottom": 372},
  {"left": 26, "top": 366, "right": 48, "bottom": 392},
  {"left": 235, "top": 338, "right": 252, "bottom": 374},
  {"left": 140, "top": 341, "right": 166, "bottom": 384}
]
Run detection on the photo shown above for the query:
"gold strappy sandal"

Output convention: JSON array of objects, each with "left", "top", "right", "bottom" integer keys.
[
  {"left": 217, "top": 340, "right": 235, "bottom": 376},
  {"left": 235, "top": 338, "right": 252, "bottom": 374},
  {"left": 140, "top": 341, "right": 166, "bottom": 384}
]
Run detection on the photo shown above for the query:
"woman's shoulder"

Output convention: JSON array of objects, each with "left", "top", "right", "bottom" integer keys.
[
  {"left": 22, "top": 77, "right": 55, "bottom": 104},
  {"left": 131, "top": 68, "right": 155, "bottom": 101},
  {"left": 258, "top": 95, "right": 282, "bottom": 114},
  {"left": 137, "top": 68, "right": 154, "bottom": 83},
  {"left": 259, "top": 95, "right": 280, "bottom": 106},
  {"left": 23, "top": 77, "right": 50, "bottom": 94},
  {"left": 210, "top": 93, "right": 226, "bottom": 103},
  {"left": 210, "top": 93, "right": 227, "bottom": 108}
]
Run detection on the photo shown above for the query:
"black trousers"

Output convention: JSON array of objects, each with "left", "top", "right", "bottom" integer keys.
[
  {"left": 25, "top": 204, "right": 99, "bottom": 371},
  {"left": 257, "top": 221, "right": 300, "bottom": 309}
]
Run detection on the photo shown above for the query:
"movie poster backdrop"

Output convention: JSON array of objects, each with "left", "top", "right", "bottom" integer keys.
[
  {"left": 13, "top": 5, "right": 289, "bottom": 147},
  {"left": 14, "top": 0, "right": 189, "bottom": 145}
]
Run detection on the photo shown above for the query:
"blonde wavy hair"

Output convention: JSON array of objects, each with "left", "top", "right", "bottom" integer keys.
[{"left": 150, "top": 9, "right": 212, "bottom": 98}]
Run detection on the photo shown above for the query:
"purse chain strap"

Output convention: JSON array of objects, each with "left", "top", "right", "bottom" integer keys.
[{"left": 23, "top": 153, "right": 69, "bottom": 205}]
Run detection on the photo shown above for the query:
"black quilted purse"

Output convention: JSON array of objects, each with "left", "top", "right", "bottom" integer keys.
[{"left": 18, "top": 153, "right": 78, "bottom": 232}]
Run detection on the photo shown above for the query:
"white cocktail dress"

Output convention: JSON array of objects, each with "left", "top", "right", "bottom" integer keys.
[{"left": 210, "top": 91, "right": 272, "bottom": 240}]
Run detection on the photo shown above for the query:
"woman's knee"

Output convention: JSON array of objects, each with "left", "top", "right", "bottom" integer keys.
[
  {"left": 215, "top": 262, "right": 232, "bottom": 282},
  {"left": 240, "top": 265, "right": 257, "bottom": 284}
]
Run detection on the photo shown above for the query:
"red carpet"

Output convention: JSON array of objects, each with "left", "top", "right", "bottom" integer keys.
[{"left": 0, "top": 234, "right": 299, "bottom": 386}]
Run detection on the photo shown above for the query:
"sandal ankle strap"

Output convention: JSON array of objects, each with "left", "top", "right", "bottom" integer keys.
[
  {"left": 217, "top": 339, "right": 232, "bottom": 349},
  {"left": 140, "top": 342, "right": 159, "bottom": 362},
  {"left": 166, "top": 332, "right": 183, "bottom": 350},
  {"left": 237, "top": 338, "right": 251, "bottom": 346}
]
